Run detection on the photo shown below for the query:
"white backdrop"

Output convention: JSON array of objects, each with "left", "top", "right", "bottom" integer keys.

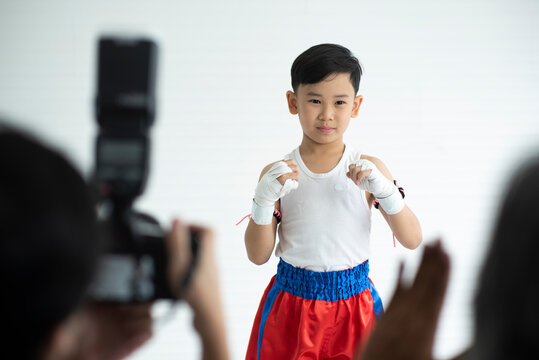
[{"left": 2, "top": 0, "right": 539, "bottom": 358}]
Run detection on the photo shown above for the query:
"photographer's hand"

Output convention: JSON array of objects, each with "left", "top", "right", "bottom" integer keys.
[
  {"left": 358, "top": 240, "right": 450, "bottom": 360},
  {"left": 76, "top": 303, "right": 153, "bottom": 360},
  {"left": 167, "top": 219, "right": 230, "bottom": 360}
]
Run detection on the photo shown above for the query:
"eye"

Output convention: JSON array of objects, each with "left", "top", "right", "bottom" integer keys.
[
  {"left": 309, "top": 99, "right": 321, "bottom": 104},
  {"left": 335, "top": 100, "right": 346, "bottom": 105}
]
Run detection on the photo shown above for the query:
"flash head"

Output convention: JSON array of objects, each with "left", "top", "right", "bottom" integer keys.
[{"left": 95, "top": 37, "right": 157, "bottom": 132}]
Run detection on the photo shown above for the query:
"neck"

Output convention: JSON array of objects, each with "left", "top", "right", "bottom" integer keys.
[
  {"left": 298, "top": 136, "right": 346, "bottom": 174},
  {"left": 299, "top": 136, "right": 345, "bottom": 156}
]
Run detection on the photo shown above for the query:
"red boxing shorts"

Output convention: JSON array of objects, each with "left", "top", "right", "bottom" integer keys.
[{"left": 246, "top": 259, "right": 383, "bottom": 360}]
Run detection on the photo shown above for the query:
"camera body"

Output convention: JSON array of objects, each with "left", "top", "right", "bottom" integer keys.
[{"left": 88, "top": 37, "right": 193, "bottom": 302}]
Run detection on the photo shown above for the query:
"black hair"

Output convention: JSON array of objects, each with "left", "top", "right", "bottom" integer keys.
[
  {"left": 472, "top": 156, "right": 539, "bottom": 359},
  {"left": 0, "top": 126, "right": 99, "bottom": 359},
  {"left": 291, "top": 43, "right": 363, "bottom": 94}
]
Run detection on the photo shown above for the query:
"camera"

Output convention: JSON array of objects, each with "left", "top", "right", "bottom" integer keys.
[{"left": 88, "top": 36, "right": 198, "bottom": 302}]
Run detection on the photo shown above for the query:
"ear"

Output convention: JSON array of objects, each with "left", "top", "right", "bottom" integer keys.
[
  {"left": 286, "top": 90, "right": 298, "bottom": 115},
  {"left": 351, "top": 95, "right": 363, "bottom": 118}
]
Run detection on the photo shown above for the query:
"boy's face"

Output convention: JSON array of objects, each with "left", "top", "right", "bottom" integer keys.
[{"left": 286, "top": 72, "right": 363, "bottom": 147}]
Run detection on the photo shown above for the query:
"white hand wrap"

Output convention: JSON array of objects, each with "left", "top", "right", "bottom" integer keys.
[
  {"left": 353, "top": 159, "right": 405, "bottom": 215},
  {"left": 251, "top": 161, "right": 298, "bottom": 225}
]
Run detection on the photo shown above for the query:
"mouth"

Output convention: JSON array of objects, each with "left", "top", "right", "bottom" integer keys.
[{"left": 317, "top": 126, "right": 335, "bottom": 134}]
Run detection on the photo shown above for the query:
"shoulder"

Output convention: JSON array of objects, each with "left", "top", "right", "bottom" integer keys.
[
  {"left": 259, "top": 161, "right": 279, "bottom": 180},
  {"left": 345, "top": 147, "right": 392, "bottom": 177},
  {"left": 283, "top": 147, "right": 297, "bottom": 161},
  {"left": 259, "top": 148, "right": 297, "bottom": 179},
  {"left": 361, "top": 154, "right": 386, "bottom": 167},
  {"left": 261, "top": 161, "right": 277, "bottom": 173},
  {"left": 360, "top": 154, "right": 393, "bottom": 179},
  {"left": 264, "top": 148, "right": 297, "bottom": 174},
  {"left": 344, "top": 145, "right": 362, "bottom": 163},
  {"left": 360, "top": 154, "right": 383, "bottom": 166}
]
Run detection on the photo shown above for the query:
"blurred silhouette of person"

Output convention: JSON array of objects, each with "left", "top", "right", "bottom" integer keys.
[
  {"left": 1, "top": 125, "right": 228, "bottom": 359},
  {"left": 466, "top": 155, "right": 539, "bottom": 360},
  {"left": 359, "top": 155, "right": 539, "bottom": 360}
]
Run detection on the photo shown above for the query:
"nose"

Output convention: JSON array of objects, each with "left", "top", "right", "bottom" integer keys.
[{"left": 318, "top": 104, "right": 334, "bottom": 121}]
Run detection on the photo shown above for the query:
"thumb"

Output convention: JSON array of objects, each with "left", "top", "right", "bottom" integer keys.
[{"left": 390, "top": 262, "right": 407, "bottom": 300}]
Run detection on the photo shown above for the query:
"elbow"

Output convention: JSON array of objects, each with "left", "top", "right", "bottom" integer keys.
[
  {"left": 244, "top": 231, "right": 274, "bottom": 265},
  {"left": 245, "top": 240, "right": 271, "bottom": 265},
  {"left": 248, "top": 253, "right": 271, "bottom": 266},
  {"left": 249, "top": 256, "right": 269, "bottom": 265},
  {"left": 406, "top": 237, "right": 422, "bottom": 250},
  {"left": 406, "top": 230, "right": 423, "bottom": 250},
  {"left": 398, "top": 228, "right": 423, "bottom": 250}
]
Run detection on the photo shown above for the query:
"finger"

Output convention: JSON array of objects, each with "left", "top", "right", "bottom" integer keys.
[
  {"left": 188, "top": 224, "right": 213, "bottom": 239},
  {"left": 356, "top": 170, "right": 372, "bottom": 184},
  {"left": 348, "top": 164, "right": 360, "bottom": 180},
  {"left": 166, "top": 219, "right": 191, "bottom": 293},
  {"left": 389, "top": 261, "right": 406, "bottom": 301},
  {"left": 285, "top": 166, "right": 299, "bottom": 178},
  {"left": 349, "top": 165, "right": 368, "bottom": 184},
  {"left": 287, "top": 163, "right": 299, "bottom": 173},
  {"left": 168, "top": 219, "right": 188, "bottom": 250},
  {"left": 348, "top": 166, "right": 359, "bottom": 183},
  {"left": 108, "top": 330, "right": 153, "bottom": 360},
  {"left": 412, "top": 240, "right": 450, "bottom": 305},
  {"left": 282, "top": 171, "right": 300, "bottom": 181},
  {"left": 182, "top": 225, "right": 220, "bottom": 307},
  {"left": 261, "top": 160, "right": 293, "bottom": 179},
  {"left": 354, "top": 169, "right": 365, "bottom": 185},
  {"left": 397, "top": 261, "right": 405, "bottom": 282},
  {"left": 353, "top": 169, "right": 360, "bottom": 184},
  {"left": 115, "top": 304, "right": 153, "bottom": 316},
  {"left": 414, "top": 241, "right": 449, "bottom": 284},
  {"left": 186, "top": 224, "right": 215, "bottom": 258},
  {"left": 284, "top": 159, "right": 297, "bottom": 167},
  {"left": 277, "top": 171, "right": 299, "bottom": 185},
  {"left": 283, "top": 161, "right": 299, "bottom": 175},
  {"left": 117, "top": 312, "right": 153, "bottom": 333},
  {"left": 171, "top": 224, "right": 213, "bottom": 302}
]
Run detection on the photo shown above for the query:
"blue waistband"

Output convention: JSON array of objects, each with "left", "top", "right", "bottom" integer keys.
[{"left": 275, "top": 259, "right": 370, "bottom": 301}]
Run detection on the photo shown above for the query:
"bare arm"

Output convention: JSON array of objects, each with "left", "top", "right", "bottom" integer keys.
[
  {"left": 367, "top": 156, "right": 422, "bottom": 249},
  {"left": 244, "top": 160, "right": 299, "bottom": 265},
  {"left": 351, "top": 155, "right": 422, "bottom": 250},
  {"left": 168, "top": 221, "right": 230, "bottom": 360},
  {"left": 186, "top": 228, "right": 229, "bottom": 360},
  {"left": 380, "top": 205, "right": 422, "bottom": 250},
  {"left": 245, "top": 213, "right": 279, "bottom": 265}
]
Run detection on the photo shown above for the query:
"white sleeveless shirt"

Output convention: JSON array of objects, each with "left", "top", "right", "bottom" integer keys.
[{"left": 275, "top": 145, "right": 372, "bottom": 271}]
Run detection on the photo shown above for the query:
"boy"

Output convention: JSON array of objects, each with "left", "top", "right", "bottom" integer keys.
[{"left": 244, "top": 44, "right": 422, "bottom": 359}]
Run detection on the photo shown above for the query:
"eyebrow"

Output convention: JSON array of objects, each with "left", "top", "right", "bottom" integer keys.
[{"left": 306, "top": 92, "right": 350, "bottom": 98}]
